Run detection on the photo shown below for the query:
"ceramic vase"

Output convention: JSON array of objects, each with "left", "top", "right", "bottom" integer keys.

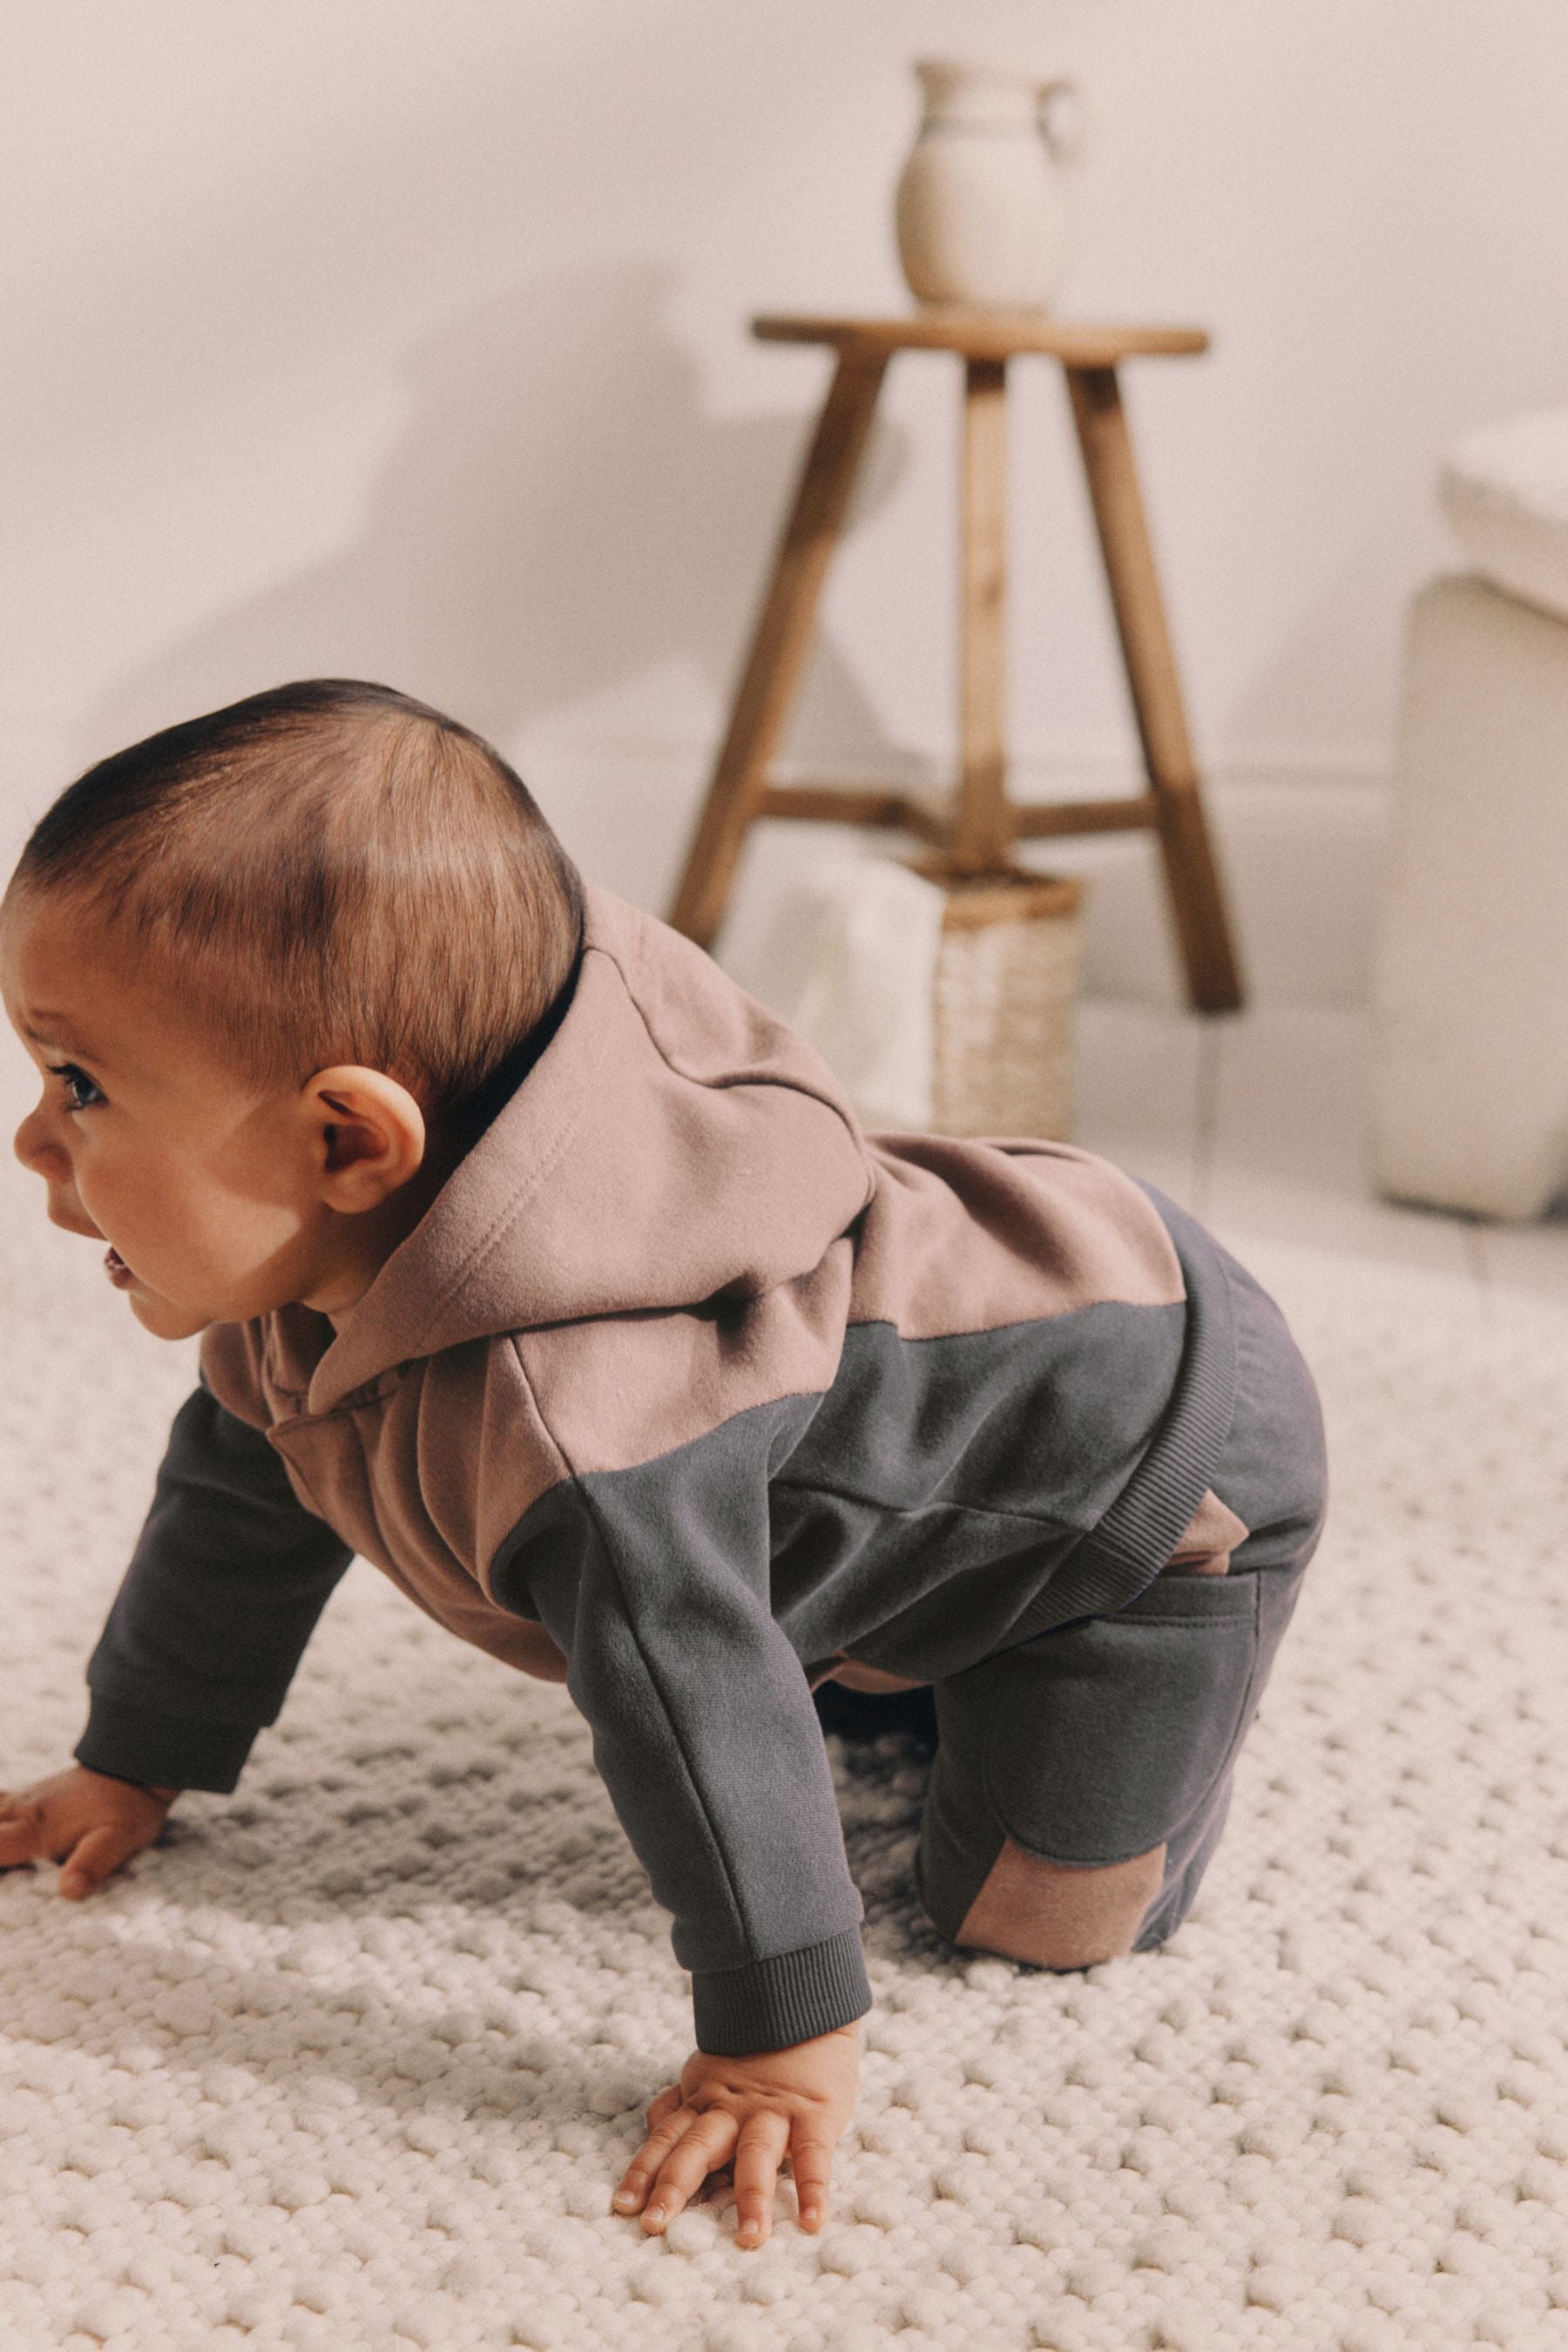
[{"left": 895, "top": 57, "right": 1079, "bottom": 310}]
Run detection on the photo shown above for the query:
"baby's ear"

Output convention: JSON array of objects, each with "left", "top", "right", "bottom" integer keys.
[{"left": 303, "top": 1065, "right": 427, "bottom": 1210}]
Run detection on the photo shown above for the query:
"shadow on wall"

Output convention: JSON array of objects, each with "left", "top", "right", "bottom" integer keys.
[{"left": 83, "top": 258, "right": 912, "bottom": 896}]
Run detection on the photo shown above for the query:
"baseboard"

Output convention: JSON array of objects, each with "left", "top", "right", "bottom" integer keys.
[
  {"left": 1014, "top": 760, "right": 1390, "bottom": 1010},
  {"left": 523, "top": 737, "right": 1390, "bottom": 1011}
]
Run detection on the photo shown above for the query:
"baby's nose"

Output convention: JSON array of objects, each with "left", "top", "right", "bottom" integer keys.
[{"left": 13, "top": 1103, "right": 66, "bottom": 1179}]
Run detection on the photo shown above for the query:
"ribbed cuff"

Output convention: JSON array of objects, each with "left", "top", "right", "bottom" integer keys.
[
  {"left": 75, "top": 1696, "right": 260, "bottom": 1794},
  {"left": 692, "top": 1927, "right": 872, "bottom": 2056}
]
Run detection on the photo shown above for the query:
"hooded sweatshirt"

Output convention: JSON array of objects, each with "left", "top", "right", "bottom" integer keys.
[{"left": 76, "top": 887, "right": 1238, "bottom": 2053}]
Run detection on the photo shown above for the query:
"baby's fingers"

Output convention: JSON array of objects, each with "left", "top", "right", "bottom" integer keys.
[
  {"left": 733, "top": 2111, "right": 790, "bottom": 2247},
  {"left": 638, "top": 2109, "right": 738, "bottom": 2236},
  {"left": 58, "top": 1823, "right": 145, "bottom": 1899},
  {"left": 787, "top": 2122, "right": 838, "bottom": 2234},
  {"left": 643, "top": 2085, "right": 681, "bottom": 2136},
  {"left": 0, "top": 1798, "right": 46, "bottom": 1869},
  {"left": 613, "top": 2095, "right": 691, "bottom": 2217}
]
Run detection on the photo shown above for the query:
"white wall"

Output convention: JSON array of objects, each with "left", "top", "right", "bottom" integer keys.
[{"left": 3, "top": 1, "right": 1566, "bottom": 1000}]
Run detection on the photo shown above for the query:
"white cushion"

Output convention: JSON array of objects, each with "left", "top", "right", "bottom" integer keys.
[
  {"left": 1438, "top": 404, "right": 1568, "bottom": 625},
  {"left": 1373, "top": 575, "right": 1568, "bottom": 1219}
]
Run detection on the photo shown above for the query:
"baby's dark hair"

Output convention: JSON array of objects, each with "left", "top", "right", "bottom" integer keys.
[{"left": 9, "top": 679, "right": 585, "bottom": 1116}]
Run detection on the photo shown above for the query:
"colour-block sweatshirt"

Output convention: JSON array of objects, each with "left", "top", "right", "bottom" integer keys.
[{"left": 76, "top": 887, "right": 1239, "bottom": 2054}]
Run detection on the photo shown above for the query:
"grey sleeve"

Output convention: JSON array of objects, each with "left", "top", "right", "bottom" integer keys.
[
  {"left": 490, "top": 1402, "right": 871, "bottom": 2057},
  {"left": 75, "top": 1382, "right": 354, "bottom": 1794}
]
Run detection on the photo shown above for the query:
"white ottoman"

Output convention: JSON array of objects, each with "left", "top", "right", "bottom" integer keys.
[{"left": 1373, "top": 573, "right": 1568, "bottom": 1218}]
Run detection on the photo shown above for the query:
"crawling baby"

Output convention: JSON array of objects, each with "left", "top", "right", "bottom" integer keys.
[{"left": 0, "top": 680, "right": 1326, "bottom": 2244}]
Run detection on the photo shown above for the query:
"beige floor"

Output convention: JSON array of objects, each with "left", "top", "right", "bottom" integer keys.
[{"left": 1071, "top": 997, "right": 1568, "bottom": 1311}]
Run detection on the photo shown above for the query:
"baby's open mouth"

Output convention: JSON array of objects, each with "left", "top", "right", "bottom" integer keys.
[{"left": 104, "top": 1247, "right": 135, "bottom": 1289}]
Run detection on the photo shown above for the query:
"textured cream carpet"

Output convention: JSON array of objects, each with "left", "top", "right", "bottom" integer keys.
[{"left": 3, "top": 1213, "right": 1568, "bottom": 2352}]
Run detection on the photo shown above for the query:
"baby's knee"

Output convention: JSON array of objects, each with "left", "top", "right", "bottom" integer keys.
[{"left": 950, "top": 1835, "right": 1167, "bottom": 1970}]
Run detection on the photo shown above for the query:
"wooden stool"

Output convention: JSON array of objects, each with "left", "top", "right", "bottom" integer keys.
[{"left": 668, "top": 311, "right": 1244, "bottom": 1013}]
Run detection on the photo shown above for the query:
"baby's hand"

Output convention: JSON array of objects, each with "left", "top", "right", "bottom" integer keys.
[
  {"left": 612, "top": 2022, "right": 861, "bottom": 2247},
  {"left": 0, "top": 1766, "right": 179, "bottom": 1897}
]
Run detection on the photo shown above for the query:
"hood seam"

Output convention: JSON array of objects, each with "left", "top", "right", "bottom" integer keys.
[{"left": 591, "top": 931, "right": 878, "bottom": 1220}]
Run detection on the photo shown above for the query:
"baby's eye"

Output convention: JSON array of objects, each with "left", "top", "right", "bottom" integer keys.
[{"left": 47, "top": 1063, "right": 105, "bottom": 1112}]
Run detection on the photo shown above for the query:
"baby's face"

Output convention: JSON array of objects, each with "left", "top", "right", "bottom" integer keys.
[{"left": 1, "top": 891, "right": 356, "bottom": 1340}]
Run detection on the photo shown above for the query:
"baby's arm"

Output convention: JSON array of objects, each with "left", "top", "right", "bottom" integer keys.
[
  {"left": 0, "top": 1765, "right": 179, "bottom": 1896},
  {"left": 2, "top": 1380, "right": 352, "bottom": 1896},
  {"left": 501, "top": 1425, "right": 872, "bottom": 2241},
  {"left": 613, "top": 2024, "right": 861, "bottom": 2246},
  {"left": 76, "top": 1381, "right": 352, "bottom": 1793}
]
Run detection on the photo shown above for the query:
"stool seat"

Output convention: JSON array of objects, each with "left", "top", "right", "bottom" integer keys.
[
  {"left": 754, "top": 312, "right": 1209, "bottom": 362},
  {"left": 669, "top": 310, "right": 1243, "bottom": 1012}
]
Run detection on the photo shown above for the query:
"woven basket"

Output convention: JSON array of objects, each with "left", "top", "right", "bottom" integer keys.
[{"left": 916, "top": 863, "right": 1085, "bottom": 1140}]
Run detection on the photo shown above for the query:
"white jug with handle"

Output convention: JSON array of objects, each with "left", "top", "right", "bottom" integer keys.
[{"left": 895, "top": 57, "right": 1081, "bottom": 310}]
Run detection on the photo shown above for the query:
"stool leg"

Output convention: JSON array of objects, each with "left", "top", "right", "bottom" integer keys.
[
  {"left": 668, "top": 349, "right": 889, "bottom": 949},
  {"left": 1065, "top": 364, "right": 1244, "bottom": 1012},
  {"left": 950, "top": 357, "right": 1010, "bottom": 873}
]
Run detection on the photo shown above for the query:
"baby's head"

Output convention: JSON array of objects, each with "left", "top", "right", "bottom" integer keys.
[{"left": 0, "top": 679, "right": 583, "bottom": 1340}]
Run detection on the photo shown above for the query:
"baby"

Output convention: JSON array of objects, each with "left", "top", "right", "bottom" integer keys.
[{"left": 0, "top": 680, "right": 1327, "bottom": 2248}]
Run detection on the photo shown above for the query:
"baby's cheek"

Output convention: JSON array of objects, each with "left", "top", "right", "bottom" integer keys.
[{"left": 194, "top": 1186, "right": 313, "bottom": 1288}]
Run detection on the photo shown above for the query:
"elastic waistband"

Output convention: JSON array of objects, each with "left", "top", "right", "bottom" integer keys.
[{"left": 1006, "top": 1181, "right": 1240, "bottom": 1640}]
